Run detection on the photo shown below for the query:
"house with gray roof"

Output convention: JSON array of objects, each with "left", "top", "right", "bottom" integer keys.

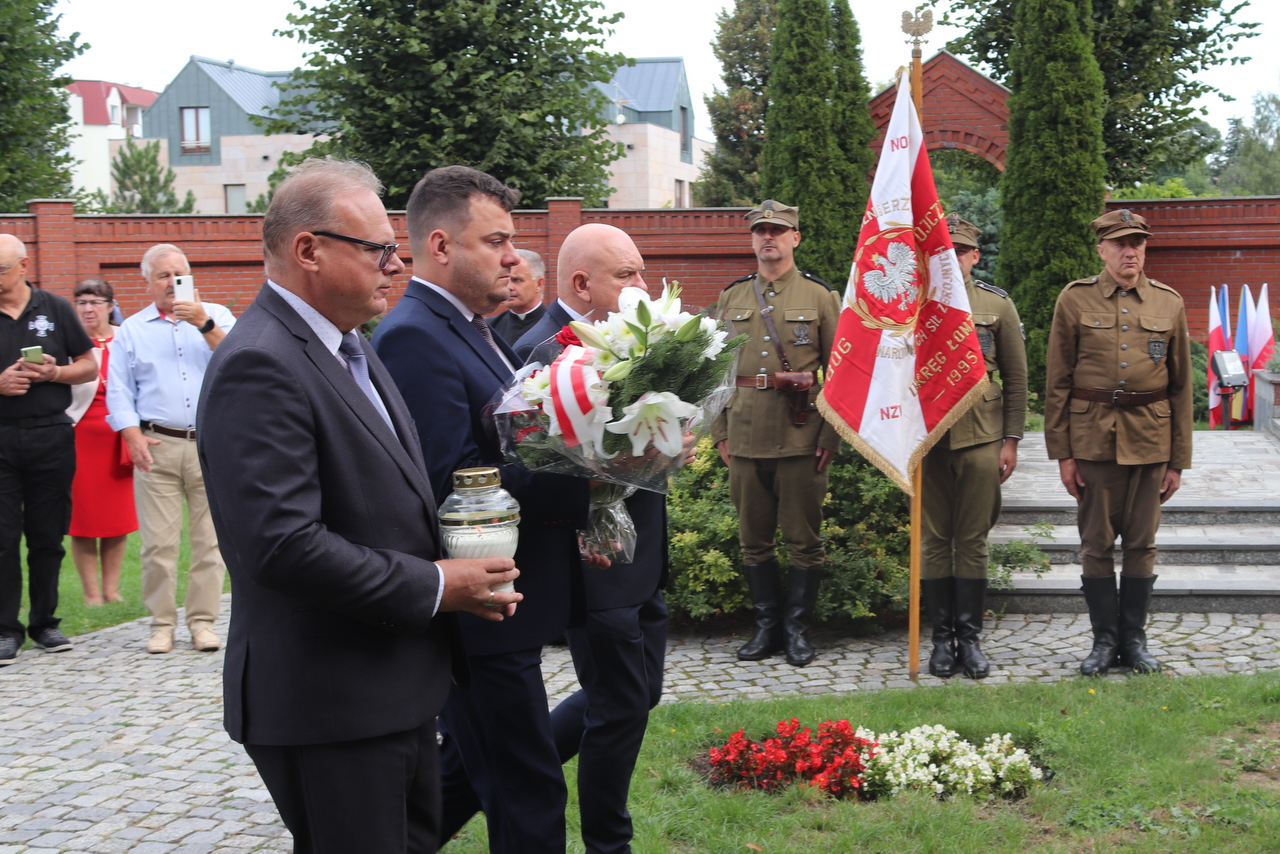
[
  {"left": 593, "top": 57, "right": 713, "bottom": 208},
  {"left": 124, "top": 56, "right": 317, "bottom": 214}
]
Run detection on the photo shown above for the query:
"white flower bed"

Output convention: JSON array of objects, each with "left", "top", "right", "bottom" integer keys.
[{"left": 863, "top": 724, "right": 1043, "bottom": 799}]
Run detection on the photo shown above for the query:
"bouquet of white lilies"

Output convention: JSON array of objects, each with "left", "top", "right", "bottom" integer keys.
[{"left": 490, "top": 281, "right": 745, "bottom": 560}]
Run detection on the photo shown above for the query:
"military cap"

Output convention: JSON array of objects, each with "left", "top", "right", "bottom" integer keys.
[
  {"left": 745, "top": 200, "right": 799, "bottom": 231},
  {"left": 946, "top": 213, "right": 981, "bottom": 250},
  {"left": 1091, "top": 208, "right": 1152, "bottom": 240}
]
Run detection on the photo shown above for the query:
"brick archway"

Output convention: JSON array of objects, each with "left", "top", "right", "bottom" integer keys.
[{"left": 869, "top": 50, "right": 1010, "bottom": 172}]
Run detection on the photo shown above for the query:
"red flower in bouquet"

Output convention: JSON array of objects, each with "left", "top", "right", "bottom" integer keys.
[{"left": 554, "top": 325, "right": 582, "bottom": 347}]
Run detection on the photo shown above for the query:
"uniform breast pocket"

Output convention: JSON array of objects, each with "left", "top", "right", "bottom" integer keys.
[
  {"left": 1140, "top": 315, "right": 1171, "bottom": 365},
  {"left": 783, "top": 308, "right": 819, "bottom": 345},
  {"left": 724, "top": 306, "right": 755, "bottom": 336},
  {"left": 973, "top": 314, "right": 998, "bottom": 358}
]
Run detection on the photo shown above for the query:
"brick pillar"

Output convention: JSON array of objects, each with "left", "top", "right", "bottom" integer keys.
[
  {"left": 27, "top": 199, "right": 78, "bottom": 297},
  {"left": 545, "top": 198, "right": 583, "bottom": 287}
]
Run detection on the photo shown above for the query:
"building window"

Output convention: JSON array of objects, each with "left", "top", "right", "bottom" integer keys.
[
  {"left": 680, "top": 106, "right": 690, "bottom": 152},
  {"left": 225, "top": 184, "right": 247, "bottom": 214},
  {"left": 109, "top": 104, "right": 120, "bottom": 124},
  {"left": 181, "top": 107, "right": 211, "bottom": 153},
  {"left": 675, "top": 179, "right": 687, "bottom": 208},
  {"left": 125, "top": 106, "right": 142, "bottom": 138}
]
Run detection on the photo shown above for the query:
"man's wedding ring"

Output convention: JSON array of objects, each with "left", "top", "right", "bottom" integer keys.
[{"left": 484, "top": 590, "right": 500, "bottom": 609}]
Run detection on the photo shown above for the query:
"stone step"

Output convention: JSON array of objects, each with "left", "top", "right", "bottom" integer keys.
[
  {"left": 1000, "top": 499, "right": 1280, "bottom": 527},
  {"left": 988, "top": 523, "right": 1280, "bottom": 566},
  {"left": 986, "top": 564, "right": 1280, "bottom": 614}
]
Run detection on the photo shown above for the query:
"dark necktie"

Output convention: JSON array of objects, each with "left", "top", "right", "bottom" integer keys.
[
  {"left": 471, "top": 314, "right": 505, "bottom": 358},
  {"left": 339, "top": 331, "right": 395, "bottom": 433}
]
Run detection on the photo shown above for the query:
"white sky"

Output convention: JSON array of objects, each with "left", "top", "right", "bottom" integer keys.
[{"left": 54, "top": 0, "right": 1279, "bottom": 143}]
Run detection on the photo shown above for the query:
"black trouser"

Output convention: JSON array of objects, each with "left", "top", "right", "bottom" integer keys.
[{"left": 0, "top": 422, "right": 75, "bottom": 642}]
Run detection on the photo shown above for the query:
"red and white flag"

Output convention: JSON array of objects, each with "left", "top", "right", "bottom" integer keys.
[
  {"left": 817, "top": 70, "right": 986, "bottom": 494},
  {"left": 1251, "top": 283, "right": 1275, "bottom": 372},
  {"left": 1207, "top": 285, "right": 1228, "bottom": 429}
]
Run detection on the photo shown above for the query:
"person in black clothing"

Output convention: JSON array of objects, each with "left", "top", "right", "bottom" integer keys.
[
  {"left": 488, "top": 249, "right": 547, "bottom": 346},
  {"left": 0, "top": 234, "right": 97, "bottom": 665}
]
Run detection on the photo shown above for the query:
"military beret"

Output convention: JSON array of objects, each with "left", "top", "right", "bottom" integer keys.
[
  {"left": 745, "top": 200, "right": 799, "bottom": 231},
  {"left": 946, "top": 213, "right": 981, "bottom": 250},
  {"left": 1091, "top": 208, "right": 1152, "bottom": 240}
]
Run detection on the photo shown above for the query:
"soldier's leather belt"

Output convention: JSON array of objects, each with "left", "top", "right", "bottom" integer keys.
[
  {"left": 1071, "top": 387, "right": 1168, "bottom": 406},
  {"left": 735, "top": 372, "right": 815, "bottom": 391}
]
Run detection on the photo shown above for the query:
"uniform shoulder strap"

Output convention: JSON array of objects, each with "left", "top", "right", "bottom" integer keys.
[
  {"left": 724, "top": 273, "right": 757, "bottom": 291},
  {"left": 974, "top": 279, "right": 1009, "bottom": 298},
  {"left": 798, "top": 269, "right": 834, "bottom": 290}
]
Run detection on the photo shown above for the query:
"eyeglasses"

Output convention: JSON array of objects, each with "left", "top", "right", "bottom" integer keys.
[
  {"left": 313, "top": 231, "right": 400, "bottom": 270},
  {"left": 74, "top": 299, "right": 110, "bottom": 307},
  {"left": 0, "top": 260, "right": 21, "bottom": 274}
]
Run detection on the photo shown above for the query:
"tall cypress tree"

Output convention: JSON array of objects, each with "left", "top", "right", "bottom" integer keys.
[
  {"left": 761, "top": 0, "right": 845, "bottom": 286},
  {"left": 999, "top": 0, "right": 1106, "bottom": 395},
  {"left": 828, "top": 0, "right": 877, "bottom": 274}
]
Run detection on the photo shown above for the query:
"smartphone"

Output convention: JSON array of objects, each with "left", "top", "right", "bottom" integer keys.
[
  {"left": 173, "top": 275, "right": 195, "bottom": 303},
  {"left": 21, "top": 345, "right": 43, "bottom": 363}
]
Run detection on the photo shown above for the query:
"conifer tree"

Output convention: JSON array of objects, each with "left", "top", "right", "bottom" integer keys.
[
  {"left": 828, "top": 0, "right": 877, "bottom": 264},
  {"left": 695, "top": 0, "right": 778, "bottom": 208},
  {"left": 103, "top": 140, "right": 197, "bottom": 214},
  {"left": 761, "top": 0, "right": 846, "bottom": 286},
  {"left": 999, "top": 0, "right": 1107, "bottom": 395}
]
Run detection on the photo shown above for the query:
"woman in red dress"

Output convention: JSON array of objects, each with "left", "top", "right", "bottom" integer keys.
[{"left": 67, "top": 279, "right": 137, "bottom": 605}]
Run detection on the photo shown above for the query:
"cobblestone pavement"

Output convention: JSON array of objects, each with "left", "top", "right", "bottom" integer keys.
[{"left": 5, "top": 598, "right": 1280, "bottom": 852}]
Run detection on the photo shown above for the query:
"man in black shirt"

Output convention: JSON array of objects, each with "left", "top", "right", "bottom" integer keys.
[
  {"left": 0, "top": 234, "right": 96, "bottom": 665},
  {"left": 488, "top": 249, "right": 547, "bottom": 347}
]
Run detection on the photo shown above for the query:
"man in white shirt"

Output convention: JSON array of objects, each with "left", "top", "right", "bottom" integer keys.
[{"left": 107, "top": 244, "right": 235, "bottom": 654}]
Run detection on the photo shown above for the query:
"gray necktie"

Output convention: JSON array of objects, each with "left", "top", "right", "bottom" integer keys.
[
  {"left": 471, "top": 314, "right": 505, "bottom": 357},
  {"left": 339, "top": 331, "right": 395, "bottom": 433}
]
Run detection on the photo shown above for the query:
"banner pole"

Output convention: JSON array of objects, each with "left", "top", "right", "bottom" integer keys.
[{"left": 909, "top": 464, "right": 922, "bottom": 681}]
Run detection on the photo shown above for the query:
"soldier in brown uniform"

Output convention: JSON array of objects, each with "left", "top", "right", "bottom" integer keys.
[
  {"left": 921, "top": 216, "right": 1028, "bottom": 679},
  {"left": 711, "top": 200, "right": 842, "bottom": 667},
  {"left": 1045, "top": 209, "right": 1192, "bottom": 676}
]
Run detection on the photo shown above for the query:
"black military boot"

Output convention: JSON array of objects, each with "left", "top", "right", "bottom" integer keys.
[
  {"left": 1118, "top": 574, "right": 1161, "bottom": 673},
  {"left": 920, "top": 577, "right": 957, "bottom": 677},
  {"left": 737, "top": 561, "right": 784, "bottom": 661},
  {"left": 782, "top": 565, "right": 822, "bottom": 667},
  {"left": 953, "top": 577, "right": 991, "bottom": 679},
  {"left": 1080, "top": 575, "right": 1120, "bottom": 676}
]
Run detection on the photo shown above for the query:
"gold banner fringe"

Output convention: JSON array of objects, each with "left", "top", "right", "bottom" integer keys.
[{"left": 816, "top": 373, "right": 990, "bottom": 497}]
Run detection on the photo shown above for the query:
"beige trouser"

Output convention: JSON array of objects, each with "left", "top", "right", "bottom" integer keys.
[
  {"left": 133, "top": 430, "right": 225, "bottom": 634},
  {"left": 729, "top": 455, "right": 828, "bottom": 568},
  {"left": 1075, "top": 459, "right": 1167, "bottom": 579},
  {"left": 921, "top": 439, "right": 1002, "bottom": 580}
]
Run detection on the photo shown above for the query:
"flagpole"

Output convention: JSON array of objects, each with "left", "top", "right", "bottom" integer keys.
[{"left": 902, "top": 6, "right": 933, "bottom": 682}]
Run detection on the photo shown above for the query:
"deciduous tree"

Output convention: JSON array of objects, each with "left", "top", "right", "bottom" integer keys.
[
  {"left": 941, "top": 0, "right": 1258, "bottom": 186},
  {"left": 0, "top": 0, "right": 85, "bottom": 211},
  {"left": 265, "top": 0, "right": 629, "bottom": 208}
]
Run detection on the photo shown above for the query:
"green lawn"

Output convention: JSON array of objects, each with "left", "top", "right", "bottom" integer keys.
[
  {"left": 15, "top": 524, "right": 229, "bottom": 649},
  {"left": 447, "top": 672, "right": 1280, "bottom": 853}
]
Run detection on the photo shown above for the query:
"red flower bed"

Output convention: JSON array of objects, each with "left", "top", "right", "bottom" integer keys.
[{"left": 707, "top": 718, "right": 879, "bottom": 799}]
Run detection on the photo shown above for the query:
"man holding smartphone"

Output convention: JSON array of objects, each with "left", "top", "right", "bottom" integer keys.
[
  {"left": 107, "top": 244, "right": 235, "bottom": 654},
  {"left": 0, "top": 234, "right": 97, "bottom": 665}
]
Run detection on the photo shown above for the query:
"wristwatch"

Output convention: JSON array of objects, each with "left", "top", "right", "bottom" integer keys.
[{"left": 199, "top": 317, "right": 216, "bottom": 334}]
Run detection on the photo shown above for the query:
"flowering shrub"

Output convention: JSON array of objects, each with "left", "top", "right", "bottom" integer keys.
[{"left": 707, "top": 719, "right": 1042, "bottom": 801}]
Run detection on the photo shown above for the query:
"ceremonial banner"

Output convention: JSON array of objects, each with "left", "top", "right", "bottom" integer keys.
[
  {"left": 1250, "top": 283, "right": 1275, "bottom": 373},
  {"left": 1232, "top": 284, "right": 1255, "bottom": 423},
  {"left": 1208, "top": 285, "right": 1228, "bottom": 429},
  {"left": 817, "top": 70, "right": 987, "bottom": 494}
]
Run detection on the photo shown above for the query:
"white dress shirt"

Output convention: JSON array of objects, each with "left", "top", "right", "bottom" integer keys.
[{"left": 415, "top": 277, "right": 516, "bottom": 375}]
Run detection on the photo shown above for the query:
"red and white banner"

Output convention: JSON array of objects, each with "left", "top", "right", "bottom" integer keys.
[
  {"left": 817, "top": 70, "right": 987, "bottom": 494},
  {"left": 1208, "top": 285, "right": 1227, "bottom": 428}
]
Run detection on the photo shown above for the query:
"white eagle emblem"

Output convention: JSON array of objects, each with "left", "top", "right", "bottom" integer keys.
[{"left": 862, "top": 242, "right": 918, "bottom": 311}]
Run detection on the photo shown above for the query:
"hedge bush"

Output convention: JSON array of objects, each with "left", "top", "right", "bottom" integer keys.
[{"left": 666, "top": 438, "right": 910, "bottom": 625}]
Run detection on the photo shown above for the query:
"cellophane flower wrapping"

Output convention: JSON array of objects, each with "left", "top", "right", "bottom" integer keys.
[
  {"left": 580, "top": 482, "right": 638, "bottom": 564},
  {"left": 491, "top": 280, "right": 747, "bottom": 495}
]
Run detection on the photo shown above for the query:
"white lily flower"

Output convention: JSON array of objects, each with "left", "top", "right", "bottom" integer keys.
[
  {"left": 605, "top": 391, "right": 700, "bottom": 457},
  {"left": 569, "top": 320, "right": 612, "bottom": 352},
  {"left": 700, "top": 317, "right": 729, "bottom": 359}
]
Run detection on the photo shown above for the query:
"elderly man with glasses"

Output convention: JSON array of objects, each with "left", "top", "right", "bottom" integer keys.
[
  {"left": 106, "top": 244, "right": 236, "bottom": 654},
  {"left": 0, "top": 234, "right": 97, "bottom": 665}
]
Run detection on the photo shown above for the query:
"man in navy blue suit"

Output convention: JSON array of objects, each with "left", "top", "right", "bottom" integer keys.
[
  {"left": 515, "top": 223, "right": 669, "bottom": 854},
  {"left": 372, "top": 166, "right": 588, "bottom": 854}
]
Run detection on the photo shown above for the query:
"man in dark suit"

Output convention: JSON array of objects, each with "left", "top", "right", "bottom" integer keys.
[
  {"left": 197, "top": 159, "right": 520, "bottom": 854},
  {"left": 515, "top": 223, "right": 669, "bottom": 854},
  {"left": 371, "top": 166, "right": 588, "bottom": 854},
  {"left": 488, "top": 248, "right": 547, "bottom": 346}
]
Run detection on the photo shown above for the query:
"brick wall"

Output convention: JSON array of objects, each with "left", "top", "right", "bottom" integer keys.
[{"left": 3, "top": 196, "right": 1276, "bottom": 339}]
